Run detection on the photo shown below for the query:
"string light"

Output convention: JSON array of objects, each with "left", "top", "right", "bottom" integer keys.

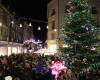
[
  {"left": 16, "top": 16, "right": 47, "bottom": 23},
  {"left": 38, "top": 26, "right": 41, "bottom": 30},
  {"left": 11, "top": 21, "right": 14, "bottom": 24},
  {"left": 46, "top": 25, "right": 49, "bottom": 29},
  {"left": 29, "top": 22, "right": 32, "bottom": 27},
  {"left": 9, "top": 17, "right": 49, "bottom": 30},
  {"left": 10, "top": 16, "right": 49, "bottom": 30},
  {"left": 54, "top": 29, "right": 57, "bottom": 32},
  {"left": 19, "top": 24, "right": 22, "bottom": 28}
]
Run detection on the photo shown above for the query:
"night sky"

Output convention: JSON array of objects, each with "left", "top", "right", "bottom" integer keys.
[{"left": 2, "top": 0, "right": 50, "bottom": 43}]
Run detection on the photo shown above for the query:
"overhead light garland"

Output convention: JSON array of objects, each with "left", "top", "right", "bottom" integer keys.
[
  {"left": 29, "top": 22, "right": 32, "bottom": 27},
  {"left": 38, "top": 26, "right": 41, "bottom": 30},
  {"left": 19, "top": 24, "right": 22, "bottom": 28}
]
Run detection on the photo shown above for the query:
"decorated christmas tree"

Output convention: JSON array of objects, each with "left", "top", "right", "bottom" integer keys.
[{"left": 59, "top": 0, "right": 100, "bottom": 79}]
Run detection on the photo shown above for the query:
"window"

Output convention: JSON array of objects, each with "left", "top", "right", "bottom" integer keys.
[
  {"left": 51, "top": 9, "right": 56, "bottom": 16},
  {"left": 51, "top": 21, "right": 55, "bottom": 30},
  {"left": 91, "top": 7, "right": 98, "bottom": 14},
  {"left": 51, "top": 33, "right": 55, "bottom": 40}
]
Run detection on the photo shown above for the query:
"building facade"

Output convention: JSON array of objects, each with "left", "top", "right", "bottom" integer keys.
[
  {"left": 47, "top": 0, "right": 100, "bottom": 53},
  {"left": 23, "top": 22, "right": 33, "bottom": 41},
  {"left": 47, "top": 0, "right": 66, "bottom": 53},
  {"left": 0, "top": 4, "right": 33, "bottom": 55}
]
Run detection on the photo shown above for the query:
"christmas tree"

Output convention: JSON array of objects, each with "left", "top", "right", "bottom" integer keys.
[{"left": 59, "top": 0, "right": 100, "bottom": 79}]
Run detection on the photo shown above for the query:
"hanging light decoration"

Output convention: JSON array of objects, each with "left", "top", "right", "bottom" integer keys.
[
  {"left": 11, "top": 21, "right": 14, "bottom": 24},
  {"left": 19, "top": 24, "right": 22, "bottom": 28},
  {"left": 46, "top": 25, "right": 49, "bottom": 29},
  {"left": 38, "top": 26, "right": 41, "bottom": 30},
  {"left": 29, "top": 22, "right": 32, "bottom": 27}
]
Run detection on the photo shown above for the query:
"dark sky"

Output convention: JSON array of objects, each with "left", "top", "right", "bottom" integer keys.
[{"left": 2, "top": 0, "right": 50, "bottom": 43}]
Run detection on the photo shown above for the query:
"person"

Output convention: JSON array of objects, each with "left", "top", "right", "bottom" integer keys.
[{"left": 20, "top": 63, "right": 33, "bottom": 80}]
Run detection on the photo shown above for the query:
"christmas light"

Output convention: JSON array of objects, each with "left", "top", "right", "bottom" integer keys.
[
  {"left": 54, "top": 29, "right": 57, "bottom": 32},
  {"left": 38, "top": 26, "right": 41, "bottom": 30},
  {"left": 29, "top": 22, "right": 32, "bottom": 27},
  {"left": 46, "top": 25, "right": 49, "bottom": 29},
  {"left": 19, "top": 24, "right": 22, "bottom": 28},
  {"left": 59, "top": 0, "right": 99, "bottom": 78},
  {"left": 11, "top": 21, "right": 14, "bottom": 24}
]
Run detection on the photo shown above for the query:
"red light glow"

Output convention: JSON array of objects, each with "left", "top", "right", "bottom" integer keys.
[{"left": 50, "top": 61, "right": 67, "bottom": 79}]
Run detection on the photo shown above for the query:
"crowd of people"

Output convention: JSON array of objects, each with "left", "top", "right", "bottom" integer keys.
[
  {"left": 1, "top": 53, "right": 99, "bottom": 80},
  {"left": 0, "top": 53, "right": 76, "bottom": 80}
]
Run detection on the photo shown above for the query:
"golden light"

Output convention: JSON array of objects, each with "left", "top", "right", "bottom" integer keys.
[
  {"left": 62, "top": 44, "right": 69, "bottom": 48},
  {"left": 0, "top": 22, "right": 2, "bottom": 27},
  {"left": 54, "top": 29, "right": 57, "bottom": 32}
]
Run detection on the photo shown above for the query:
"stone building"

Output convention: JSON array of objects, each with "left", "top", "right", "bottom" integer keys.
[
  {"left": 0, "top": 4, "right": 33, "bottom": 55},
  {"left": 47, "top": 0, "right": 100, "bottom": 53}
]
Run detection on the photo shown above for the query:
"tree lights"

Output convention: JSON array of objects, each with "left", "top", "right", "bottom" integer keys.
[{"left": 59, "top": 0, "right": 100, "bottom": 79}]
